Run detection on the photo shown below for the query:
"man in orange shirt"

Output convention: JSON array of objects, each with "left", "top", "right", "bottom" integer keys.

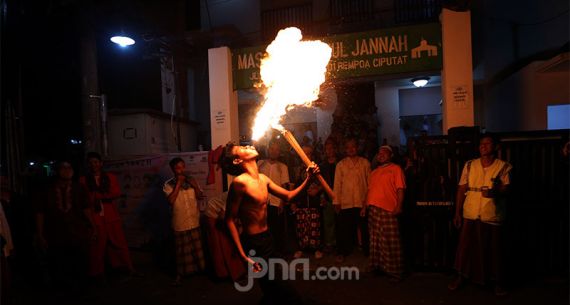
[{"left": 364, "top": 145, "right": 406, "bottom": 281}]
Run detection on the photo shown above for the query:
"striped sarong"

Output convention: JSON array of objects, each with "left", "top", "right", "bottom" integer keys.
[
  {"left": 368, "top": 206, "right": 403, "bottom": 277},
  {"left": 174, "top": 227, "right": 205, "bottom": 276}
]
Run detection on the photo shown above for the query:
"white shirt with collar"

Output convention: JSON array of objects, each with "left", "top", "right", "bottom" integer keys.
[
  {"left": 257, "top": 159, "right": 290, "bottom": 207},
  {"left": 163, "top": 178, "right": 200, "bottom": 231},
  {"left": 333, "top": 156, "right": 371, "bottom": 209}
]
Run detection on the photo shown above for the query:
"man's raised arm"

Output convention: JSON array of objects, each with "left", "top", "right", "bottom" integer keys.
[{"left": 267, "top": 162, "right": 320, "bottom": 201}]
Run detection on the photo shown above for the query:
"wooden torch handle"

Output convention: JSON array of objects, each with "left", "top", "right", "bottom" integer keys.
[{"left": 281, "top": 130, "right": 335, "bottom": 200}]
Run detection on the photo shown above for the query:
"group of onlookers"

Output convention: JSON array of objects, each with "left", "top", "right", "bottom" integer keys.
[
  {"left": 1, "top": 152, "right": 142, "bottom": 301},
  {"left": 0, "top": 132, "right": 513, "bottom": 301}
]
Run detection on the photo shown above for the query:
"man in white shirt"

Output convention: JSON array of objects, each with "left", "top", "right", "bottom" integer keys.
[
  {"left": 257, "top": 140, "right": 292, "bottom": 256},
  {"left": 333, "top": 138, "right": 371, "bottom": 262},
  {"left": 163, "top": 157, "right": 205, "bottom": 286},
  {"left": 448, "top": 134, "right": 512, "bottom": 296}
]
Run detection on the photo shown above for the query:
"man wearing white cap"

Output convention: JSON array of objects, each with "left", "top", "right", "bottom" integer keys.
[{"left": 364, "top": 145, "right": 406, "bottom": 281}]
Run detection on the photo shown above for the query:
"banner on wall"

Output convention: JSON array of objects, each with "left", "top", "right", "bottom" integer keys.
[
  {"left": 232, "top": 23, "right": 442, "bottom": 90},
  {"left": 104, "top": 151, "right": 222, "bottom": 248}
]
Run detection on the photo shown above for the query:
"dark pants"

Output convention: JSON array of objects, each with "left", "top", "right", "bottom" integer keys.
[
  {"left": 337, "top": 208, "right": 368, "bottom": 256},
  {"left": 267, "top": 205, "right": 297, "bottom": 256},
  {"left": 46, "top": 239, "right": 89, "bottom": 294},
  {"left": 454, "top": 219, "right": 505, "bottom": 286},
  {"left": 241, "top": 231, "right": 302, "bottom": 305}
]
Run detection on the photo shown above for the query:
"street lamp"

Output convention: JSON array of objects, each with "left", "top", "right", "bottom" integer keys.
[
  {"left": 412, "top": 77, "right": 430, "bottom": 87},
  {"left": 110, "top": 35, "right": 135, "bottom": 47}
]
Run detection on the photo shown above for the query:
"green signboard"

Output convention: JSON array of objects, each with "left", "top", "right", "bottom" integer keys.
[{"left": 232, "top": 23, "right": 442, "bottom": 90}]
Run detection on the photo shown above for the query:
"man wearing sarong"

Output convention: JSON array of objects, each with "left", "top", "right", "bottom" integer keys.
[
  {"left": 364, "top": 145, "right": 406, "bottom": 281},
  {"left": 291, "top": 145, "right": 323, "bottom": 259},
  {"left": 164, "top": 157, "right": 206, "bottom": 286}
]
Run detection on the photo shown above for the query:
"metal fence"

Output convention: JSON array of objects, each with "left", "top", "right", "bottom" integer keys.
[{"left": 407, "top": 130, "right": 569, "bottom": 278}]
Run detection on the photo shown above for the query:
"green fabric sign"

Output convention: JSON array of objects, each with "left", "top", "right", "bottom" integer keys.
[{"left": 232, "top": 23, "right": 442, "bottom": 90}]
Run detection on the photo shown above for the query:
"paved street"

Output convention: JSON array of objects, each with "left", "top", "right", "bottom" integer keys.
[{"left": 11, "top": 249, "right": 568, "bottom": 305}]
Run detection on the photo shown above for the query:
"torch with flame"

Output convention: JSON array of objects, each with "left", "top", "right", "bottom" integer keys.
[{"left": 251, "top": 27, "right": 334, "bottom": 199}]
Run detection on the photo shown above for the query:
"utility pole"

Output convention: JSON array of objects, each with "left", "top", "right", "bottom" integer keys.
[{"left": 80, "top": 23, "right": 102, "bottom": 155}]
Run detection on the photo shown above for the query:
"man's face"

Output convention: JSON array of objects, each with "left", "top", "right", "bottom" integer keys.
[
  {"left": 58, "top": 162, "right": 74, "bottom": 180},
  {"left": 377, "top": 148, "right": 392, "bottom": 164},
  {"left": 345, "top": 140, "right": 358, "bottom": 157},
  {"left": 479, "top": 137, "right": 495, "bottom": 157},
  {"left": 172, "top": 161, "right": 185, "bottom": 176},
  {"left": 232, "top": 145, "right": 259, "bottom": 163},
  {"left": 324, "top": 143, "right": 336, "bottom": 159},
  {"left": 268, "top": 143, "right": 280, "bottom": 160},
  {"left": 87, "top": 158, "right": 102, "bottom": 174}
]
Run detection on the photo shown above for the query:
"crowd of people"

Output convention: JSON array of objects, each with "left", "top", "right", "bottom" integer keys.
[
  {"left": 0, "top": 152, "right": 143, "bottom": 301},
  {"left": 0, "top": 133, "right": 513, "bottom": 303}
]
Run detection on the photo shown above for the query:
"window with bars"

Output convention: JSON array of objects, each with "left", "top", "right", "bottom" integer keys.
[
  {"left": 261, "top": 4, "right": 313, "bottom": 42},
  {"left": 394, "top": 0, "right": 442, "bottom": 24},
  {"left": 330, "top": 0, "right": 375, "bottom": 24}
]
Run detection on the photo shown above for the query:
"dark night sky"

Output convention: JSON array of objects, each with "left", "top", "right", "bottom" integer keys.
[{"left": 2, "top": 0, "right": 162, "bottom": 162}]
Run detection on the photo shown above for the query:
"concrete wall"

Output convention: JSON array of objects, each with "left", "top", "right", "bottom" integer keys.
[
  {"left": 201, "top": 0, "right": 261, "bottom": 36},
  {"left": 375, "top": 83, "right": 400, "bottom": 147},
  {"left": 108, "top": 112, "right": 197, "bottom": 156},
  {"left": 486, "top": 60, "right": 570, "bottom": 132},
  {"left": 475, "top": 0, "right": 569, "bottom": 80}
]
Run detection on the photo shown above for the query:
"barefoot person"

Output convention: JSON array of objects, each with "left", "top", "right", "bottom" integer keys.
[{"left": 221, "top": 143, "right": 319, "bottom": 305}]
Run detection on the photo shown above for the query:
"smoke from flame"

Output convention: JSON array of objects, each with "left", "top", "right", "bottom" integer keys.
[{"left": 251, "top": 27, "right": 332, "bottom": 141}]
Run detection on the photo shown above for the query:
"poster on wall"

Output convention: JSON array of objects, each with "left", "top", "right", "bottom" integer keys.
[
  {"left": 451, "top": 85, "right": 469, "bottom": 109},
  {"left": 104, "top": 151, "right": 222, "bottom": 248}
]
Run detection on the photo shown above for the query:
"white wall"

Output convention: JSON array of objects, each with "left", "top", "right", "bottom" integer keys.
[
  {"left": 399, "top": 86, "right": 442, "bottom": 117},
  {"left": 108, "top": 112, "right": 197, "bottom": 156},
  {"left": 375, "top": 83, "right": 400, "bottom": 146}
]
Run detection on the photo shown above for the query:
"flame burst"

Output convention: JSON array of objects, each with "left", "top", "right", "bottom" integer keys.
[{"left": 251, "top": 27, "right": 332, "bottom": 141}]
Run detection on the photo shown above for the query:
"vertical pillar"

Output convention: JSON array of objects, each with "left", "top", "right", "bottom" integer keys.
[
  {"left": 208, "top": 47, "right": 239, "bottom": 148},
  {"left": 441, "top": 8, "right": 475, "bottom": 134},
  {"left": 208, "top": 47, "right": 239, "bottom": 193},
  {"left": 80, "top": 30, "right": 101, "bottom": 154}
]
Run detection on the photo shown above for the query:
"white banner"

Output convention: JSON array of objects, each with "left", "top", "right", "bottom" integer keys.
[{"left": 105, "top": 151, "right": 222, "bottom": 248}]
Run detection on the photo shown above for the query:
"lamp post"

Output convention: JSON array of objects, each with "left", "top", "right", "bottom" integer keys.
[
  {"left": 88, "top": 94, "right": 109, "bottom": 157},
  {"left": 80, "top": 27, "right": 102, "bottom": 155}
]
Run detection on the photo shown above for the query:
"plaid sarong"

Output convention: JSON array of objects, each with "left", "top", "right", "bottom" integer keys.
[
  {"left": 174, "top": 227, "right": 205, "bottom": 276},
  {"left": 368, "top": 206, "right": 403, "bottom": 276},
  {"left": 295, "top": 208, "right": 321, "bottom": 250}
]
